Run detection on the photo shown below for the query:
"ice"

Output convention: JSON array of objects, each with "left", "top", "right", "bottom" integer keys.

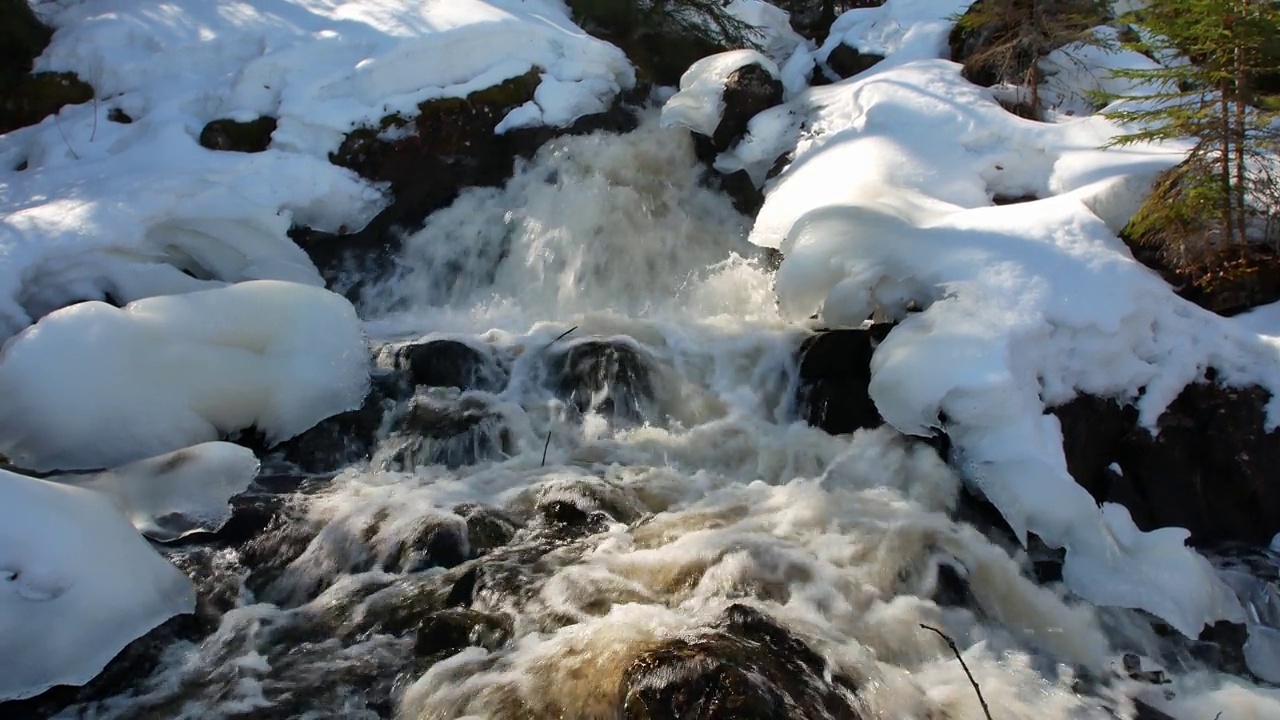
[
  {"left": 0, "top": 0, "right": 633, "bottom": 342},
  {"left": 726, "top": 1, "right": 1280, "bottom": 634},
  {"left": 0, "top": 469, "right": 195, "bottom": 700},
  {"left": 59, "top": 442, "right": 260, "bottom": 542},
  {"left": 660, "top": 50, "right": 780, "bottom": 138},
  {"left": 0, "top": 280, "right": 370, "bottom": 471}
]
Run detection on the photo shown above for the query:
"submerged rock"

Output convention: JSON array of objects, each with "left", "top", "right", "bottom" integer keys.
[
  {"left": 546, "top": 337, "right": 656, "bottom": 424},
  {"left": 1054, "top": 381, "right": 1280, "bottom": 546},
  {"left": 619, "top": 604, "right": 864, "bottom": 719},
  {"left": 379, "top": 390, "right": 514, "bottom": 470}
]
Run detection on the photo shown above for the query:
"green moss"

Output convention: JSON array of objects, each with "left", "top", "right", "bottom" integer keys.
[
  {"left": 0, "top": 71, "right": 94, "bottom": 135},
  {"left": 198, "top": 116, "right": 278, "bottom": 153}
]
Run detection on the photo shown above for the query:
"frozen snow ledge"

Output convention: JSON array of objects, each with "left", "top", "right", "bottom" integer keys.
[
  {"left": 0, "top": 470, "right": 191, "bottom": 700},
  {"left": 748, "top": 40, "right": 1280, "bottom": 633},
  {"left": 0, "top": 280, "right": 370, "bottom": 471}
]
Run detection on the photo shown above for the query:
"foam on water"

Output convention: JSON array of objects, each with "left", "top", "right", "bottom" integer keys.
[{"left": 49, "top": 113, "right": 1280, "bottom": 719}]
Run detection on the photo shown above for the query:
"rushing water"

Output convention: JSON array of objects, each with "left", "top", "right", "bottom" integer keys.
[{"left": 35, "top": 113, "right": 1280, "bottom": 719}]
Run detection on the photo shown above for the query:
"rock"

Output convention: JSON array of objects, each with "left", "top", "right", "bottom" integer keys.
[
  {"left": 379, "top": 390, "right": 514, "bottom": 470},
  {"left": 565, "top": 0, "right": 729, "bottom": 86},
  {"left": 823, "top": 43, "right": 884, "bottom": 80},
  {"left": 391, "top": 338, "right": 509, "bottom": 393},
  {"left": 716, "top": 167, "right": 764, "bottom": 217},
  {"left": 1054, "top": 381, "right": 1280, "bottom": 546},
  {"left": 198, "top": 116, "right": 278, "bottom": 153},
  {"left": 414, "top": 608, "right": 511, "bottom": 662},
  {"left": 619, "top": 604, "right": 863, "bottom": 719},
  {"left": 107, "top": 107, "right": 132, "bottom": 124},
  {"left": 710, "top": 64, "right": 783, "bottom": 155},
  {"left": 382, "top": 515, "right": 470, "bottom": 573},
  {"left": 297, "top": 73, "right": 639, "bottom": 300},
  {"left": 795, "top": 326, "right": 893, "bottom": 435},
  {"left": 453, "top": 502, "right": 523, "bottom": 557},
  {"left": 270, "top": 370, "right": 410, "bottom": 473},
  {"left": 0, "top": 71, "right": 94, "bottom": 136},
  {"left": 545, "top": 337, "right": 656, "bottom": 424}
]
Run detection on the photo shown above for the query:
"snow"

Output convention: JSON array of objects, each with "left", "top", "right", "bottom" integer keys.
[
  {"left": 724, "top": 0, "right": 1280, "bottom": 635},
  {"left": 0, "top": 0, "right": 633, "bottom": 342},
  {"left": 660, "top": 50, "right": 780, "bottom": 138},
  {"left": 0, "top": 280, "right": 370, "bottom": 471},
  {"left": 0, "top": 469, "right": 195, "bottom": 701},
  {"left": 60, "top": 442, "right": 260, "bottom": 542}
]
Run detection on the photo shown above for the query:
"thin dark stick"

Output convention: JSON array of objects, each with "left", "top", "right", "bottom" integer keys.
[
  {"left": 920, "top": 624, "right": 993, "bottom": 720},
  {"left": 544, "top": 325, "right": 578, "bottom": 349},
  {"left": 540, "top": 430, "right": 552, "bottom": 467}
]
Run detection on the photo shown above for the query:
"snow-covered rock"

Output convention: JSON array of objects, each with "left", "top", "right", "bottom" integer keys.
[
  {"left": 0, "top": 469, "right": 195, "bottom": 700},
  {"left": 661, "top": 50, "right": 781, "bottom": 140},
  {"left": 0, "top": 280, "right": 370, "bottom": 471},
  {"left": 60, "top": 442, "right": 260, "bottom": 542}
]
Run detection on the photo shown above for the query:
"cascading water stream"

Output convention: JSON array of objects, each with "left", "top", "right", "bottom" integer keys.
[{"left": 35, "top": 113, "right": 1280, "bottom": 719}]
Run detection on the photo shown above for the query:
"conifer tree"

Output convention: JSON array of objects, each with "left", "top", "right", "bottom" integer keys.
[{"left": 1105, "top": 0, "right": 1280, "bottom": 268}]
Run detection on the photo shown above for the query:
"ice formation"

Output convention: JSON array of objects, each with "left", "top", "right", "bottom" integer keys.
[
  {"left": 0, "top": 280, "right": 370, "bottom": 471},
  {"left": 660, "top": 50, "right": 780, "bottom": 138},
  {"left": 61, "top": 442, "right": 260, "bottom": 542},
  {"left": 0, "top": 469, "right": 195, "bottom": 701}
]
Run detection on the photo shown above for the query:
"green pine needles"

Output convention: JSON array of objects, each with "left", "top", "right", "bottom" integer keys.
[{"left": 1105, "top": 0, "right": 1280, "bottom": 268}]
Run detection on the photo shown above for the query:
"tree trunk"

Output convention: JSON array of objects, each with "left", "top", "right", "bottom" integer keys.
[{"left": 1221, "top": 83, "right": 1236, "bottom": 247}]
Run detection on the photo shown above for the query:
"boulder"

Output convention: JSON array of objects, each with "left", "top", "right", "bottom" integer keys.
[
  {"left": 711, "top": 64, "right": 783, "bottom": 155},
  {"left": 1054, "top": 381, "right": 1280, "bottom": 546},
  {"left": 619, "top": 604, "right": 864, "bottom": 719},
  {"left": 822, "top": 43, "right": 884, "bottom": 81},
  {"left": 198, "top": 117, "right": 277, "bottom": 153},
  {"left": 0, "top": 72, "right": 94, "bottom": 136},
  {"left": 390, "top": 338, "right": 509, "bottom": 393},
  {"left": 269, "top": 370, "right": 411, "bottom": 473},
  {"left": 795, "top": 326, "right": 893, "bottom": 435}
]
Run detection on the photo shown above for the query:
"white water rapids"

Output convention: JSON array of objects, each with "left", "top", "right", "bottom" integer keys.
[{"left": 43, "top": 114, "right": 1280, "bottom": 719}]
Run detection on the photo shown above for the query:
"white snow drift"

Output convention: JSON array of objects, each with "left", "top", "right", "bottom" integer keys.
[
  {"left": 0, "top": 280, "right": 370, "bottom": 471},
  {"left": 0, "top": 0, "right": 634, "bottom": 342},
  {"left": 665, "top": 0, "right": 1280, "bottom": 635},
  {"left": 0, "top": 469, "right": 195, "bottom": 700}
]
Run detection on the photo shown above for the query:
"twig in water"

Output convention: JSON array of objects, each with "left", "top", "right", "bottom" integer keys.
[
  {"left": 540, "top": 430, "right": 553, "bottom": 467},
  {"left": 920, "top": 624, "right": 993, "bottom": 720},
  {"left": 543, "top": 325, "right": 578, "bottom": 349}
]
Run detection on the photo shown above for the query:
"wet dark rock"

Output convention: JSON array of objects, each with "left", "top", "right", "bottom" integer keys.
[
  {"left": 823, "top": 43, "right": 884, "bottom": 80},
  {"left": 392, "top": 338, "right": 509, "bottom": 392},
  {"left": 295, "top": 75, "right": 639, "bottom": 300},
  {"left": 454, "top": 502, "right": 523, "bottom": 557},
  {"left": 716, "top": 167, "right": 764, "bottom": 216},
  {"left": 933, "top": 562, "right": 977, "bottom": 608},
  {"left": 546, "top": 337, "right": 656, "bottom": 424},
  {"left": 619, "top": 603, "right": 864, "bottom": 720},
  {"left": 106, "top": 107, "right": 132, "bottom": 124},
  {"left": 795, "top": 326, "right": 894, "bottom": 435},
  {"left": 381, "top": 391, "right": 514, "bottom": 470},
  {"left": 271, "top": 370, "right": 410, "bottom": 473},
  {"left": 198, "top": 116, "right": 278, "bottom": 152},
  {"left": 241, "top": 509, "right": 325, "bottom": 601},
  {"left": 415, "top": 608, "right": 512, "bottom": 662},
  {"left": 1054, "top": 383, "right": 1280, "bottom": 546},
  {"left": 382, "top": 515, "right": 469, "bottom": 573}
]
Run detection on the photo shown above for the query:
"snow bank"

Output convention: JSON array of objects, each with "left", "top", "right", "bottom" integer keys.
[
  {"left": 62, "top": 442, "right": 260, "bottom": 542},
  {"left": 0, "top": 280, "right": 370, "bottom": 471},
  {"left": 0, "top": 469, "right": 195, "bottom": 700},
  {"left": 0, "top": 0, "right": 633, "bottom": 342},
  {"left": 731, "top": 0, "right": 1280, "bottom": 635},
  {"left": 661, "top": 50, "right": 780, "bottom": 138}
]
